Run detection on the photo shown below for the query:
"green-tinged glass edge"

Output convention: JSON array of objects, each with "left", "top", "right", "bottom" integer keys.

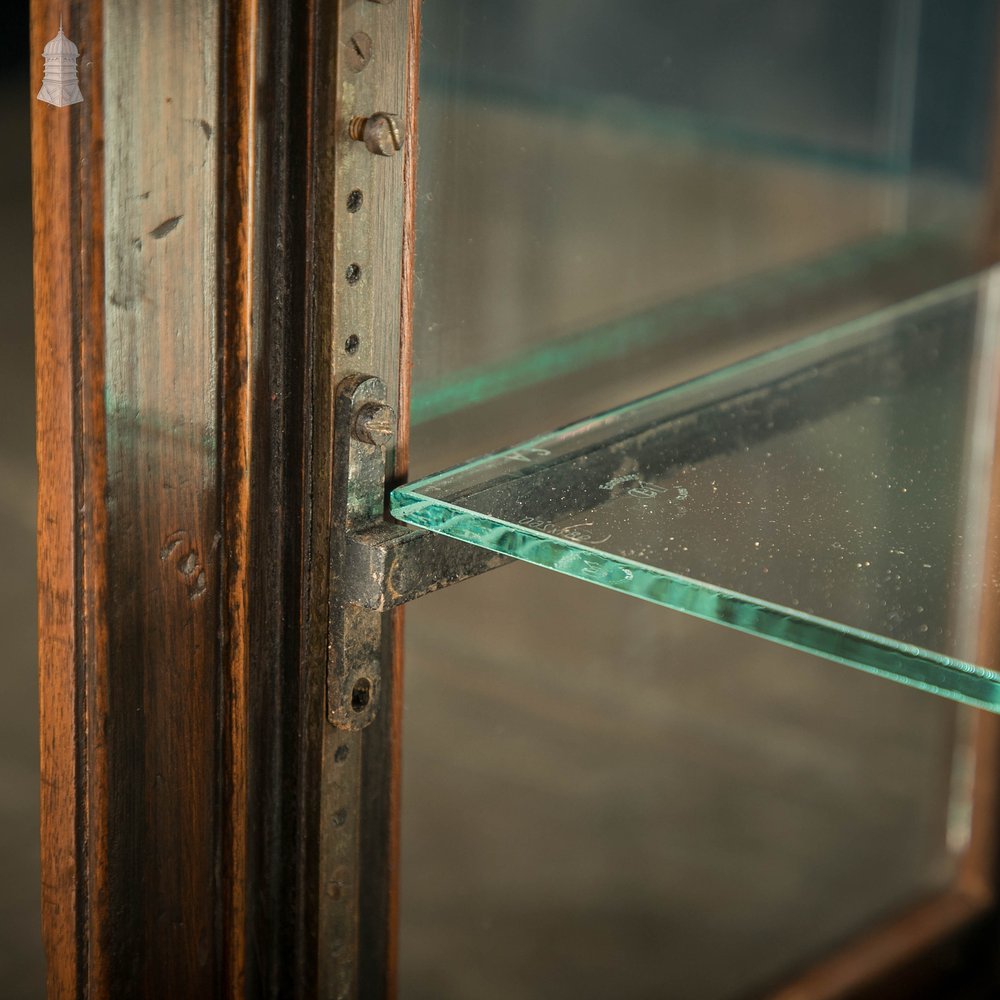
[
  {"left": 391, "top": 494, "right": 1000, "bottom": 712},
  {"left": 395, "top": 272, "right": 1000, "bottom": 710}
]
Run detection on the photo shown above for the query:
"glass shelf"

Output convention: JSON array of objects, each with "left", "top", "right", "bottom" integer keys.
[{"left": 392, "top": 271, "right": 1000, "bottom": 710}]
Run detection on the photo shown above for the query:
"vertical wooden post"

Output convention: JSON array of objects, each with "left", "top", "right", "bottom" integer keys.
[
  {"left": 32, "top": 1, "right": 108, "bottom": 994},
  {"left": 33, "top": 0, "right": 412, "bottom": 994}
]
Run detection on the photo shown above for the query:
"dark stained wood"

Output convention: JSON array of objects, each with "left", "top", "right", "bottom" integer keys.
[
  {"left": 358, "top": 6, "right": 422, "bottom": 996},
  {"left": 394, "top": 0, "right": 421, "bottom": 483},
  {"left": 32, "top": 3, "right": 86, "bottom": 994},
  {"left": 75, "top": 1, "right": 112, "bottom": 990},
  {"left": 32, "top": 1, "right": 110, "bottom": 995},
  {"left": 771, "top": 891, "right": 989, "bottom": 1000},
  {"left": 979, "top": 18, "right": 1000, "bottom": 270},
  {"left": 217, "top": 0, "right": 257, "bottom": 992},
  {"left": 99, "top": 0, "right": 228, "bottom": 992},
  {"left": 32, "top": 0, "right": 319, "bottom": 995},
  {"left": 237, "top": 0, "right": 314, "bottom": 994}
]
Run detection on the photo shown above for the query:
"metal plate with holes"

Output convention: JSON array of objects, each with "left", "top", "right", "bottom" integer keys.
[
  {"left": 328, "top": 373, "right": 509, "bottom": 730},
  {"left": 328, "top": 374, "right": 394, "bottom": 731}
]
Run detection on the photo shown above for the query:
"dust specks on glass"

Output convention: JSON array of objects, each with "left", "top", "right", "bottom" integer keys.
[{"left": 396, "top": 272, "right": 1000, "bottom": 710}]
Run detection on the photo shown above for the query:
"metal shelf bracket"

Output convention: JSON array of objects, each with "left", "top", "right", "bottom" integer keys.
[{"left": 327, "top": 373, "right": 509, "bottom": 729}]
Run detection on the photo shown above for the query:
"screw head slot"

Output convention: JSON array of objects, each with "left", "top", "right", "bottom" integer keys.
[
  {"left": 349, "top": 112, "right": 404, "bottom": 157},
  {"left": 352, "top": 402, "right": 396, "bottom": 447},
  {"left": 345, "top": 31, "right": 372, "bottom": 72}
]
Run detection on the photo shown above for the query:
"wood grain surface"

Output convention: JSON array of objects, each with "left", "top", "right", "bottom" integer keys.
[
  {"left": 31, "top": 0, "right": 318, "bottom": 995},
  {"left": 32, "top": 1, "right": 108, "bottom": 995},
  {"left": 32, "top": 3, "right": 83, "bottom": 993},
  {"left": 301, "top": 1, "right": 415, "bottom": 996}
]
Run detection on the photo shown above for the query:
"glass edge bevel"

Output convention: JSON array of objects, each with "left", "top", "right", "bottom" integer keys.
[{"left": 391, "top": 490, "right": 1000, "bottom": 712}]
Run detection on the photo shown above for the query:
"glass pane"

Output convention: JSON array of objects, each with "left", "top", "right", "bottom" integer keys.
[
  {"left": 401, "top": 2, "right": 997, "bottom": 996},
  {"left": 396, "top": 273, "right": 1000, "bottom": 708},
  {"left": 411, "top": 0, "right": 998, "bottom": 473},
  {"left": 401, "top": 570, "right": 963, "bottom": 999}
]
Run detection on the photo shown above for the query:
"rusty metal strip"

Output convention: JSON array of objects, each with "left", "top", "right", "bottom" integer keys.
[
  {"left": 315, "top": 0, "right": 410, "bottom": 996},
  {"left": 345, "top": 522, "right": 511, "bottom": 612}
]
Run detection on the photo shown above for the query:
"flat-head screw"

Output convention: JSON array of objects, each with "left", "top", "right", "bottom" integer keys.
[{"left": 346, "top": 31, "right": 372, "bottom": 73}]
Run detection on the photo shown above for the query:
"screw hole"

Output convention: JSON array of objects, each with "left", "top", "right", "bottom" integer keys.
[
  {"left": 347, "top": 189, "right": 364, "bottom": 213},
  {"left": 351, "top": 678, "right": 372, "bottom": 712},
  {"left": 344, "top": 334, "right": 360, "bottom": 354},
  {"left": 345, "top": 262, "right": 362, "bottom": 285}
]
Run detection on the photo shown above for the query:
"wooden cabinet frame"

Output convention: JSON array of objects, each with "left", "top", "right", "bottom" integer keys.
[
  {"left": 30, "top": 0, "right": 1000, "bottom": 996},
  {"left": 31, "top": 0, "right": 415, "bottom": 993}
]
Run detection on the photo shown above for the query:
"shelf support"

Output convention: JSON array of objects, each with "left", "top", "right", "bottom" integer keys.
[{"left": 328, "top": 373, "right": 509, "bottom": 730}]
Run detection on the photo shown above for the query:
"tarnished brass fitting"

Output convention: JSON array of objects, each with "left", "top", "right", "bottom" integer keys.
[{"left": 348, "top": 113, "right": 403, "bottom": 157}]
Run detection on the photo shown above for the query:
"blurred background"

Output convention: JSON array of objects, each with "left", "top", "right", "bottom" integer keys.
[{"left": 0, "top": 4, "right": 44, "bottom": 997}]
